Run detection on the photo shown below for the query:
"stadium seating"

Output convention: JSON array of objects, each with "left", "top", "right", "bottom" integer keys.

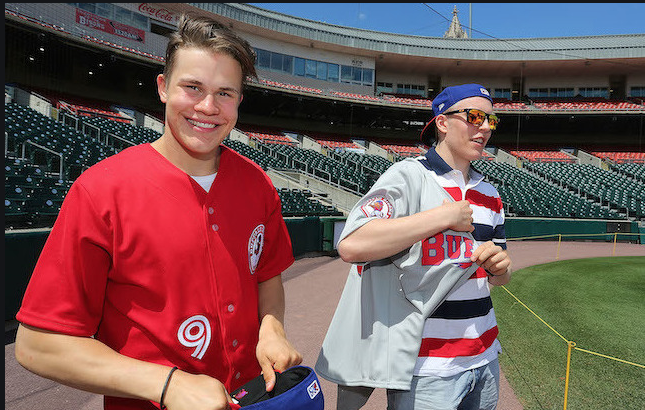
[
  {"left": 381, "top": 94, "right": 433, "bottom": 107},
  {"left": 315, "top": 139, "right": 363, "bottom": 150},
  {"left": 493, "top": 101, "right": 529, "bottom": 110},
  {"left": 591, "top": 151, "right": 645, "bottom": 164},
  {"left": 5, "top": 102, "right": 119, "bottom": 179},
  {"left": 524, "top": 161, "right": 645, "bottom": 219},
  {"left": 532, "top": 99, "right": 644, "bottom": 111},
  {"left": 246, "top": 131, "right": 298, "bottom": 146},
  {"left": 330, "top": 91, "right": 380, "bottom": 102},
  {"left": 5, "top": 99, "right": 644, "bottom": 230},
  {"left": 80, "top": 116, "right": 161, "bottom": 146},
  {"left": 221, "top": 139, "right": 288, "bottom": 170},
  {"left": 380, "top": 144, "right": 426, "bottom": 158},
  {"left": 277, "top": 188, "right": 343, "bottom": 217},
  {"left": 610, "top": 162, "right": 645, "bottom": 182},
  {"left": 257, "top": 77, "right": 324, "bottom": 95},
  {"left": 58, "top": 101, "right": 132, "bottom": 123},
  {"left": 4, "top": 155, "right": 71, "bottom": 229},
  {"left": 510, "top": 150, "right": 576, "bottom": 162},
  {"left": 331, "top": 150, "right": 393, "bottom": 176},
  {"left": 473, "top": 160, "right": 622, "bottom": 219}
]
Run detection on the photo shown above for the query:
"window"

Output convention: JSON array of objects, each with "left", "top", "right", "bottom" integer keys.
[
  {"left": 550, "top": 88, "right": 574, "bottom": 97},
  {"left": 630, "top": 86, "right": 645, "bottom": 97},
  {"left": 77, "top": 3, "right": 96, "bottom": 13},
  {"left": 95, "top": 3, "right": 113, "bottom": 18},
  {"left": 305, "top": 60, "right": 317, "bottom": 78},
  {"left": 132, "top": 12, "right": 149, "bottom": 30},
  {"left": 340, "top": 66, "right": 353, "bottom": 83},
  {"left": 256, "top": 49, "right": 271, "bottom": 69},
  {"left": 317, "top": 62, "right": 327, "bottom": 81},
  {"left": 361, "top": 68, "right": 373, "bottom": 86},
  {"left": 115, "top": 7, "right": 131, "bottom": 25},
  {"left": 579, "top": 87, "right": 608, "bottom": 98},
  {"left": 528, "top": 88, "right": 549, "bottom": 98},
  {"left": 377, "top": 82, "right": 393, "bottom": 95},
  {"left": 270, "top": 53, "right": 283, "bottom": 71},
  {"left": 327, "top": 64, "right": 339, "bottom": 82},
  {"left": 395, "top": 83, "right": 424, "bottom": 97},
  {"left": 282, "top": 55, "right": 293, "bottom": 74},
  {"left": 294, "top": 57, "right": 305, "bottom": 76},
  {"left": 253, "top": 48, "right": 373, "bottom": 86},
  {"left": 494, "top": 88, "right": 512, "bottom": 99}
]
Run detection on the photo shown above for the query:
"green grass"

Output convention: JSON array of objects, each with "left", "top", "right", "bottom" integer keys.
[{"left": 491, "top": 256, "right": 645, "bottom": 410}]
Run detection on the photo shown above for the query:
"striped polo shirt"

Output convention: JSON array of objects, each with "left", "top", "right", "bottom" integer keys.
[{"left": 414, "top": 148, "right": 507, "bottom": 377}]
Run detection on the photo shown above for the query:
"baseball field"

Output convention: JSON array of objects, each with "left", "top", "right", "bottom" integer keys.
[{"left": 491, "top": 256, "right": 645, "bottom": 410}]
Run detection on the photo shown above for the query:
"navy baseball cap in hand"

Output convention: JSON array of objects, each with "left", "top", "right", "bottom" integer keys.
[
  {"left": 230, "top": 366, "right": 324, "bottom": 410},
  {"left": 421, "top": 83, "right": 493, "bottom": 145}
]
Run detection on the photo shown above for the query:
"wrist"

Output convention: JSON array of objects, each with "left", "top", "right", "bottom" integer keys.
[
  {"left": 259, "top": 315, "right": 286, "bottom": 339},
  {"left": 160, "top": 366, "right": 178, "bottom": 409}
]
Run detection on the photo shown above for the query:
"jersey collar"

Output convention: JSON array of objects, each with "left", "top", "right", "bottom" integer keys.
[{"left": 420, "top": 147, "right": 485, "bottom": 183}]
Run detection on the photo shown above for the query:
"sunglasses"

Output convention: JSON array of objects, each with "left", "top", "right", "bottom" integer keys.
[{"left": 442, "top": 108, "right": 500, "bottom": 130}]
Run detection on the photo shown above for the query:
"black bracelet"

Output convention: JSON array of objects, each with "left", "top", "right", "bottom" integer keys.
[{"left": 160, "top": 366, "right": 178, "bottom": 410}]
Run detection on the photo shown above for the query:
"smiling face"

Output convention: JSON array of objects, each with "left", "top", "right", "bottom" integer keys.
[
  {"left": 435, "top": 96, "right": 494, "bottom": 174},
  {"left": 154, "top": 47, "right": 243, "bottom": 175}
]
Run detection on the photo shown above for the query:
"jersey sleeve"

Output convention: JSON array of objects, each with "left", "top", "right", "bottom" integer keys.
[
  {"left": 16, "top": 181, "right": 113, "bottom": 337},
  {"left": 338, "top": 160, "right": 422, "bottom": 246},
  {"left": 254, "top": 186, "right": 295, "bottom": 283}
]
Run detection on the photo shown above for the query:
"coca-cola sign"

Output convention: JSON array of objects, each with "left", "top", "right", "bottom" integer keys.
[{"left": 138, "top": 3, "right": 178, "bottom": 24}]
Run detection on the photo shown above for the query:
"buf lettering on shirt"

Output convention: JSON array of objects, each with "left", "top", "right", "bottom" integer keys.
[{"left": 422, "top": 233, "right": 474, "bottom": 267}]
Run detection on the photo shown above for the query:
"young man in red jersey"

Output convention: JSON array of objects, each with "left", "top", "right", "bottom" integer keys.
[
  {"left": 15, "top": 14, "right": 301, "bottom": 410},
  {"left": 316, "top": 84, "right": 512, "bottom": 410}
]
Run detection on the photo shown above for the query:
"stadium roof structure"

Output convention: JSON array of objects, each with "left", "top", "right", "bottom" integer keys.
[{"left": 181, "top": 3, "right": 645, "bottom": 77}]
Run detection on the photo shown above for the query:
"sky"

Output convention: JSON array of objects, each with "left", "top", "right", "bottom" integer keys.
[{"left": 247, "top": 3, "right": 645, "bottom": 39}]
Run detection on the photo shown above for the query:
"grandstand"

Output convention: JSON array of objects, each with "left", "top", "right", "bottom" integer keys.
[
  {"left": 4, "top": 3, "right": 645, "bottom": 227},
  {"left": 5, "top": 6, "right": 645, "bottom": 410}
]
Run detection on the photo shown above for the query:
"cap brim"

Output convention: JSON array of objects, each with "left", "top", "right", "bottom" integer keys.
[{"left": 420, "top": 116, "right": 437, "bottom": 146}]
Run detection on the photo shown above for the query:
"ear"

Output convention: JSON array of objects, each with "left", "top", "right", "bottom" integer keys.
[
  {"left": 435, "top": 114, "right": 449, "bottom": 133},
  {"left": 156, "top": 74, "right": 168, "bottom": 103}
]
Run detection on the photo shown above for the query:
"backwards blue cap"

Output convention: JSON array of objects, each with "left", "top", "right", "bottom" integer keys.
[
  {"left": 230, "top": 366, "right": 324, "bottom": 410},
  {"left": 421, "top": 84, "right": 493, "bottom": 145}
]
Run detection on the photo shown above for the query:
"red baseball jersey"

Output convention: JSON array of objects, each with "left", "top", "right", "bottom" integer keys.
[{"left": 16, "top": 143, "right": 295, "bottom": 409}]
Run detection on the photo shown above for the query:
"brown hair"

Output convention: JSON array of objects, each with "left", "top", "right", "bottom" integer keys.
[{"left": 164, "top": 14, "right": 257, "bottom": 87}]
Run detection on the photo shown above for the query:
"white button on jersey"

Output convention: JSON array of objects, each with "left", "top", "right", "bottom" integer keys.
[
  {"left": 227, "top": 304, "right": 235, "bottom": 312},
  {"left": 232, "top": 339, "right": 238, "bottom": 347},
  {"left": 211, "top": 224, "right": 219, "bottom": 232},
  {"left": 208, "top": 207, "right": 214, "bottom": 214}
]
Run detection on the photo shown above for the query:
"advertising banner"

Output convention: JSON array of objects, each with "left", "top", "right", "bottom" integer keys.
[{"left": 76, "top": 8, "right": 145, "bottom": 43}]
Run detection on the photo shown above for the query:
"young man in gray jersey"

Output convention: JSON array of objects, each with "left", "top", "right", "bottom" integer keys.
[{"left": 316, "top": 84, "right": 512, "bottom": 410}]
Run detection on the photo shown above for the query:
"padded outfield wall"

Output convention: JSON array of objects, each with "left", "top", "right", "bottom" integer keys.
[{"left": 6, "top": 217, "right": 644, "bottom": 322}]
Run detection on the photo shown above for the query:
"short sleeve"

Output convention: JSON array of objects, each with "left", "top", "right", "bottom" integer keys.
[
  {"left": 16, "top": 181, "right": 113, "bottom": 336},
  {"left": 254, "top": 187, "right": 295, "bottom": 283},
  {"left": 338, "top": 160, "right": 423, "bottom": 245}
]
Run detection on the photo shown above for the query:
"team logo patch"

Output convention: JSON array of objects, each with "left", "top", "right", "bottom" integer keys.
[
  {"left": 307, "top": 379, "right": 321, "bottom": 399},
  {"left": 479, "top": 87, "right": 490, "bottom": 97},
  {"left": 361, "top": 196, "right": 393, "bottom": 219},
  {"left": 248, "top": 224, "right": 265, "bottom": 274}
]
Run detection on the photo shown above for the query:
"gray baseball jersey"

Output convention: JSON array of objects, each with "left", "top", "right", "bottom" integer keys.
[{"left": 315, "top": 157, "right": 481, "bottom": 389}]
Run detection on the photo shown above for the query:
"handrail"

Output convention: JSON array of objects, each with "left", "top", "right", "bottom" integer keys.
[{"left": 22, "top": 140, "right": 63, "bottom": 176}]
